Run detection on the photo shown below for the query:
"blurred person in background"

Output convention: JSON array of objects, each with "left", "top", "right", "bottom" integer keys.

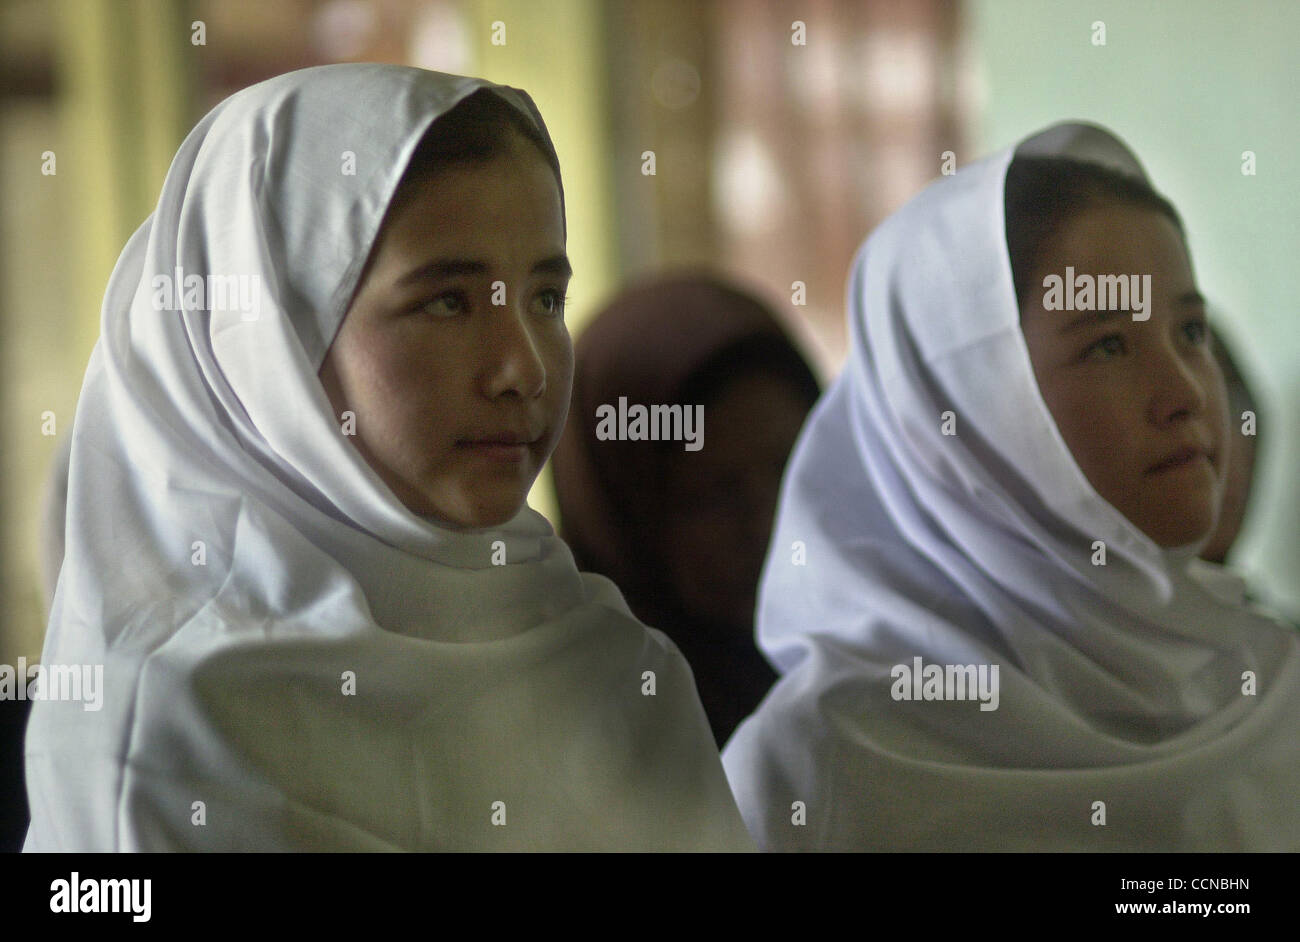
[
  {"left": 1199, "top": 324, "right": 1261, "bottom": 566},
  {"left": 1196, "top": 324, "right": 1296, "bottom": 625},
  {"left": 554, "top": 274, "right": 821, "bottom": 746}
]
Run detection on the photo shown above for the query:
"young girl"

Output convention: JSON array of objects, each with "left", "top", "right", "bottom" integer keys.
[
  {"left": 23, "top": 64, "right": 754, "bottom": 852},
  {"left": 721, "top": 122, "right": 1300, "bottom": 851}
]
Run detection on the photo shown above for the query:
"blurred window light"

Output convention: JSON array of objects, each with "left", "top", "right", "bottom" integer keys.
[
  {"left": 786, "top": 36, "right": 842, "bottom": 119},
  {"left": 712, "top": 128, "right": 788, "bottom": 237},
  {"left": 409, "top": 0, "right": 471, "bottom": 74},
  {"left": 855, "top": 31, "right": 937, "bottom": 114},
  {"left": 311, "top": 0, "right": 377, "bottom": 61}
]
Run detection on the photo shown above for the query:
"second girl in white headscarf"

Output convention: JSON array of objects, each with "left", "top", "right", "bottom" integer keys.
[{"left": 723, "top": 123, "right": 1300, "bottom": 852}]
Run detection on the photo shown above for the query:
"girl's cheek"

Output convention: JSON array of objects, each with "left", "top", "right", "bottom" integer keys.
[
  {"left": 536, "top": 324, "right": 571, "bottom": 357},
  {"left": 376, "top": 335, "right": 438, "bottom": 382}
]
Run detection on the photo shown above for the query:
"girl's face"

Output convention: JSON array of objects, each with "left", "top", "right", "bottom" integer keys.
[
  {"left": 1019, "top": 202, "right": 1229, "bottom": 548},
  {"left": 319, "top": 137, "right": 572, "bottom": 529}
]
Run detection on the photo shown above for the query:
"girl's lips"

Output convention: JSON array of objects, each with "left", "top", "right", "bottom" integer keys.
[
  {"left": 456, "top": 440, "right": 532, "bottom": 462},
  {"left": 1147, "top": 447, "right": 1209, "bottom": 474}
]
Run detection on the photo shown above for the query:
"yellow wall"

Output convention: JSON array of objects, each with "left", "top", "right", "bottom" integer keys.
[{"left": 0, "top": 0, "right": 195, "bottom": 663}]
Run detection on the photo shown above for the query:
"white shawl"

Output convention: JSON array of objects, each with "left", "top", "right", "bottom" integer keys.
[
  {"left": 24, "top": 64, "right": 753, "bottom": 852},
  {"left": 721, "top": 123, "right": 1300, "bottom": 851}
]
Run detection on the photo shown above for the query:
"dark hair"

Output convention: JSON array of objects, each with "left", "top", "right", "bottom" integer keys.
[
  {"left": 1004, "top": 156, "right": 1184, "bottom": 311},
  {"left": 392, "top": 88, "right": 563, "bottom": 214},
  {"left": 679, "top": 335, "right": 821, "bottom": 417}
]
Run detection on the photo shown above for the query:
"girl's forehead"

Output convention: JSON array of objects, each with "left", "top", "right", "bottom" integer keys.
[
  {"left": 380, "top": 155, "right": 563, "bottom": 244},
  {"left": 1040, "top": 205, "right": 1191, "bottom": 274},
  {"left": 358, "top": 191, "right": 564, "bottom": 302}
]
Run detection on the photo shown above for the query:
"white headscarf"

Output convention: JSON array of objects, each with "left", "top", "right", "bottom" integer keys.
[
  {"left": 721, "top": 122, "right": 1300, "bottom": 852},
  {"left": 24, "top": 64, "right": 754, "bottom": 852}
]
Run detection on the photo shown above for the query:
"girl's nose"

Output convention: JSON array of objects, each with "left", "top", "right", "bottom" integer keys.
[
  {"left": 480, "top": 302, "right": 547, "bottom": 400},
  {"left": 1147, "top": 344, "right": 1207, "bottom": 426}
]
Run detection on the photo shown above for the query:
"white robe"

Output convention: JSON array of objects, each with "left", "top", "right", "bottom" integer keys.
[
  {"left": 722, "top": 123, "right": 1300, "bottom": 852},
  {"left": 23, "top": 64, "right": 754, "bottom": 852}
]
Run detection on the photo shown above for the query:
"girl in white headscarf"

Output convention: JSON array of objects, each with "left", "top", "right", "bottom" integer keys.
[
  {"left": 23, "top": 64, "right": 754, "bottom": 852},
  {"left": 722, "top": 123, "right": 1300, "bottom": 852}
]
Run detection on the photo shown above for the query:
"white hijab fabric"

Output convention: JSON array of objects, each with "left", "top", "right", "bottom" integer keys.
[
  {"left": 721, "top": 123, "right": 1300, "bottom": 852},
  {"left": 24, "top": 64, "right": 753, "bottom": 852}
]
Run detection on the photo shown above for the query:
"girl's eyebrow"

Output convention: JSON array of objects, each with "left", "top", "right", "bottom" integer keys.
[
  {"left": 397, "top": 258, "right": 488, "bottom": 286},
  {"left": 1061, "top": 290, "right": 1207, "bottom": 332},
  {"left": 396, "top": 255, "right": 572, "bottom": 287},
  {"left": 1062, "top": 308, "right": 1125, "bottom": 332},
  {"left": 534, "top": 254, "right": 573, "bottom": 279}
]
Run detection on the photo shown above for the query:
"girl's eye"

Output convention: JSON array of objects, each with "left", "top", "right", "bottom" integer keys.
[
  {"left": 421, "top": 291, "right": 468, "bottom": 318},
  {"left": 1182, "top": 319, "right": 1208, "bottom": 344},
  {"left": 532, "top": 289, "right": 569, "bottom": 319},
  {"left": 1082, "top": 334, "right": 1126, "bottom": 361}
]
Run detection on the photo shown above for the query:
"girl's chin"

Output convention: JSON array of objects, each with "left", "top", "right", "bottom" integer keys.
[
  {"left": 418, "top": 496, "right": 529, "bottom": 531},
  {"left": 1141, "top": 514, "right": 1217, "bottom": 550}
]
